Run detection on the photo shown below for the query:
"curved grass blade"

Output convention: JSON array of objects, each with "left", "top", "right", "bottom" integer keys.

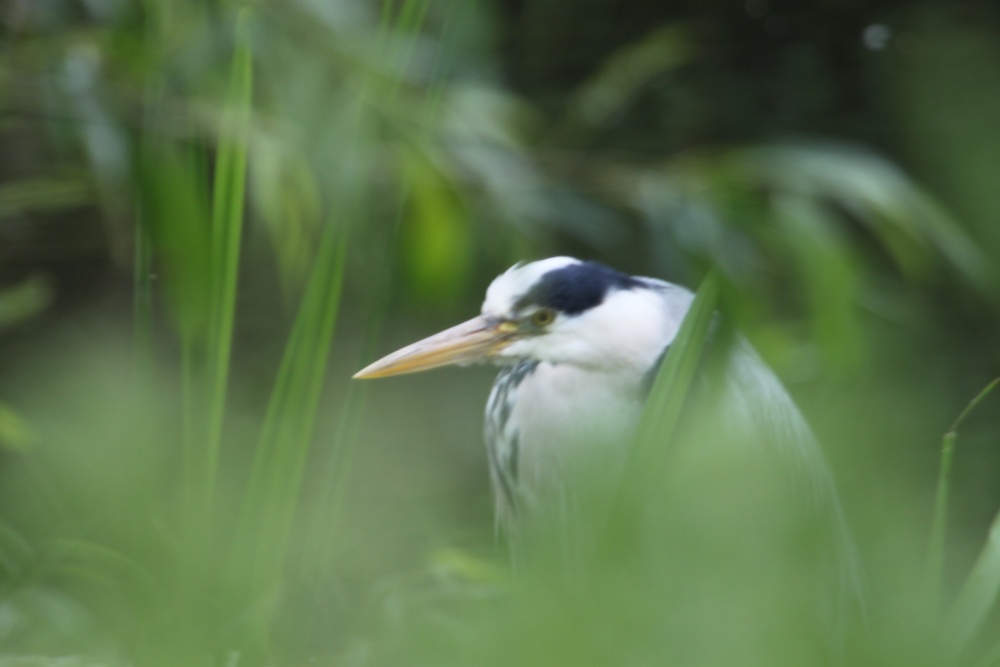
[
  {"left": 926, "top": 378, "right": 1000, "bottom": 605},
  {"left": 602, "top": 269, "right": 721, "bottom": 552},
  {"left": 634, "top": 269, "right": 722, "bottom": 454},
  {"left": 233, "top": 217, "right": 348, "bottom": 592},
  {"left": 941, "top": 378, "right": 1000, "bottom": 653}
]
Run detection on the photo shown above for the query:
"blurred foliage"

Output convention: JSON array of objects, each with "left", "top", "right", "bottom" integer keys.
[{"left": 0, "top": 0, "right": 999, "bottom": 665}]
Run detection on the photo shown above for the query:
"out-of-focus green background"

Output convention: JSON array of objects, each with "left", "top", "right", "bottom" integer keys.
[{"left": 2, "top": 1, "right": 1000, "bottom": 665}]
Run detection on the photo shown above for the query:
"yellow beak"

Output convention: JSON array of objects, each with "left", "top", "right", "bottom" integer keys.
[{"left": 353, "top": 315, "right": 519, "bottom": 379}]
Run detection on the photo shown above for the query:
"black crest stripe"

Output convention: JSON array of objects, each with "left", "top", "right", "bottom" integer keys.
[{"left": 513, "top": 261, "right": 642, "bottom": 315}]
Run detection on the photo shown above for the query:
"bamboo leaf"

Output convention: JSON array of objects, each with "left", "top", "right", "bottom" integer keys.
[{"left": 774, "top": 193, "right": 862, "bottom": 370}]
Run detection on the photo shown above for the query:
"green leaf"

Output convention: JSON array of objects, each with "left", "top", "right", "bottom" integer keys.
[
  {"left": 565, "top": 25, "right": 695, "bottom": 132},
  {"left": 400, "top": 146, "right": 470, "bottom": 306},
  {"left": 773, "top": 193, "right": 862, "bottom": 370},
  {"left": 0, "top": 178, "right": 93, "bottom": 218},
  {"left": 233, "top": 217, "right": 348, "bottom": 593},
  {"left": 250, "top": 143, "right": 322, "bottom": 294},
  {"left": 0, "top": 275, "right": 53, "bottom": 330},
  {"left": 733, "top": 143, "right": 996, "bottom": 293},
  {"left": 0, "top": 403, "right": 37, "bottom": 452},
  {"left": 195, "top": 4, "right": 255, "bottom": 511},
  {"left": 137, "top": 143, "right": 213, "bottom": 341}
]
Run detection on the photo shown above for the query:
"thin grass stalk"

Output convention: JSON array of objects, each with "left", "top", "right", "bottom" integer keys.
[
  {"left": 318, "top": 0, "right": 449, "bottom": 545},
  {"left": 294, "top": 236, "right": 397, "bottom": 657},
  {"left": 927, "top": 377, "right": 1000, "bottom": 601},
  {"left": 924, "top": 430, "right": 956, "bottom": 607},
  {"left": 266, "top": 223, "right": 347, "bottom": 506},
  {"left": 940, "top": 377, "right": 1000, "bottom": 653},
  {"left": 238, "top": 241, "right": 334, "bottom": 496},
  {"left": 202, "top": 7, "right": 254, "bottom": 504},
  {"left": 251, "top": 42, "right": 388, "bottom": 580},
  {"left": 181, "top": 343, "right": 199, "bottom": 524},
  {"left": 267, "top": 229, "right": 348, "bottom": 532},
  {"left": 235, "top": 219, "right": 348, "bottom": 589},
  {"left": 306, "top": 188, "right": 406, "bottom": 572},
  {"left": 132, "top": 220, "right": 155, "bottom": 383},
  {"left": 234, "top": 309, "right": 307, "bottom": 573}
]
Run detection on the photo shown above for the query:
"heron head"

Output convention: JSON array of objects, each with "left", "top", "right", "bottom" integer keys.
[{"left": 353, "top": 257, "right": 684, "bottom": 379}]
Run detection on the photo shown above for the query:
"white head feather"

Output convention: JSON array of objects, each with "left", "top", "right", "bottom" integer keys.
[
  {"left": 480, "top": 258, "right": 693, "bottom": 375},
  {"left": 482, "top": 257, "right": 581, "bottom": 317}
]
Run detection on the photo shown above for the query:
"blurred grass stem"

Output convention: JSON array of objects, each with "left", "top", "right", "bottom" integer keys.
[
  {"left": 940, "top": 378, "right": 1000, "bottom": 652},
  {"left": 603, "top": 270, "right": 720, "bottom": 551},
  {"left": 132, "top": 222, "right": 155, "bottom": 382},
  {"left": 634, "top": 270, "right": 721, "bottom": 455},
  {"left": 927, "top": 377, "right": 1000, "bottom": 599},
  {"left": 197, "top": 7, "right": 254, "bottom": 518}
]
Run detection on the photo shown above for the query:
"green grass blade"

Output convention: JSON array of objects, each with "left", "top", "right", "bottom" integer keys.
[
  {"left": 132, "top": 219, "right": 155, "bottom": 383},
  {"left": 234, "top": 219, "right": 348, "bottom": 591},
  {"left": 603, "top": 270, "right": 721, "bottom": 550},
  {"left": 928, "top": 377, "right": 1000, "bottom": 602},
  {"left": 202, "top": 7, "right": 254, "bottom": 506},
  {"left": 948, "top": 509, "right": 1000, "bottom": 654},
  {"left": 304, "top": 194, "right": 405, "bottom": 573},
  {"left": 267, "top": 232, "right": 348, "bottom": 521},
  {"left": 942, "top": 378, "right": 1000, "bottom": 651},
  {"left": 634, "top": 269, "right": 722, "bottom": 455},
  {"left": 396, "top": 0, "right": 432, "bottom": 34},
  {"left": 925, "top": 430, "right": 957, "bottom": 606},
  {"left": 949, "top": 377, "right": 1000, "bottom": 435},
  {"left": 137, "top": 143, "right": 213, "bottom": 538}
]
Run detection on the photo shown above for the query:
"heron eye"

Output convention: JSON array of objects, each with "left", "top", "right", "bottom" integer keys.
[{"left": 531, "top": 308, "right": 556, "bottom": 327}]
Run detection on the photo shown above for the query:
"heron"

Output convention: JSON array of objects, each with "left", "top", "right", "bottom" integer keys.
[{"left": 353, "top": 257, "right": 862, "bottom": 617}]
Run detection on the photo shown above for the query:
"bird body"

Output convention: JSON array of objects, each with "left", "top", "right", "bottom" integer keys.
[
  {"left": 355, "top": 257, "right": 840, "bottom": 530},
  {"left": 485, "top": 358, "right": 645, "bottom": 528},
  {"left": 356, "top": 258, "right": 693, "bottom": 524},
  {"left": 355, "top": 256, "right": 863, "bottom": 645}
]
